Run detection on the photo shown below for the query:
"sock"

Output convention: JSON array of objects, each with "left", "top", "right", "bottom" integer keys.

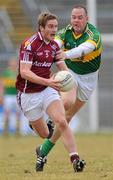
[
  {"left": 69, "top": 152, "right": 80, "bottom": 163},
  {"left": 40, "top": 139, "right": 55, "bottom": 156}
]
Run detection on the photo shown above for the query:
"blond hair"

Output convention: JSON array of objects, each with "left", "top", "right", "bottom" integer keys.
[{"left": 38, "top": 12, "right": 57, "bottom": 30}]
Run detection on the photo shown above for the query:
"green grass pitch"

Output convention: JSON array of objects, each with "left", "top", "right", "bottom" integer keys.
[{"left": 0, "top": 133, "right": 113, "bottom": 180}]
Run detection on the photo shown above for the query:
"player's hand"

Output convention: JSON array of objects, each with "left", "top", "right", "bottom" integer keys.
[
  {"left": 56, "top": 50, "right": 66, "bottom": 61},
  {"left": 46, "top": 75, "right": 61, "bottom": 91}
]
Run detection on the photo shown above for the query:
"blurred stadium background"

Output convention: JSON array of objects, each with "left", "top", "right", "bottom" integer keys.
[{"left": 0, "top": 0, "right": 113, "bottom": 134}]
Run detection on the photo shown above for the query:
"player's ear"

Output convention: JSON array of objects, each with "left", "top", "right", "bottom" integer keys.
[{"left": 39, "top": 25, "right": 42, "bottom": 31}]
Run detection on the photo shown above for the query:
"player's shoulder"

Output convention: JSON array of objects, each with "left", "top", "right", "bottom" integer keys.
[
  {"left": 21, "top": 33, "right": 38, "bottom": 50},
  {"left": 56, "top": 25, "right": 72, "bottom": 42},
  {"left": 86, "top": 23, "right": 102, "bottom": 46},
  {"left": 87, "top": 23, "right": 101, "bottom": 36},
  {"left": 57, "top": 24, "right": 72, "bottom": 35},
  {"left": 51, "top": 40, "right": 60, "bottom": 50}
]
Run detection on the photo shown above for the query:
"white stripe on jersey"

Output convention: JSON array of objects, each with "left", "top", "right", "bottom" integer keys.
[
  {"left": 20, "top": 60, "right": 32, "bottom": 64},
  {"left": 24, "top": 34, "right": 37, "bottom": 49},
  {"left": 38, "top": 32, "right": 43, "bottom": 40},
  {"left": 29, "top": 34, "right": 37, "bottom": 42},
  {"left": 23, "top": 51, "right": 31, "bottom": 62},
  {"left": 23, "top": 79, "right": 28, "bottom": 93}
]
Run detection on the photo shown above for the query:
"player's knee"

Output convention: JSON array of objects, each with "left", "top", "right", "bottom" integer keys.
[
  {"left": 56, "top": 117, "right": 68, "bottom": 131},
  {"left": 38, "top": 129, "right": 49, "bottom": 139}
]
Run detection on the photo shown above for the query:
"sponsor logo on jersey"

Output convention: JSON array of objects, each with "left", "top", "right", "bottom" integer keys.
[{"left": 33, "top": 61, "right": 52, "bottom": 67}]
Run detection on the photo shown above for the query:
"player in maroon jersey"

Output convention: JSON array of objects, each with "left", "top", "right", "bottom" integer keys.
[{"left": 16, "top": 12, "right": 85, "bottom": 172}]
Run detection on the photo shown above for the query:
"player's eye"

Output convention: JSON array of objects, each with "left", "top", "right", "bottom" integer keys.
[{"left": 78, "top": 16, "right": 84, "bottom": 20}]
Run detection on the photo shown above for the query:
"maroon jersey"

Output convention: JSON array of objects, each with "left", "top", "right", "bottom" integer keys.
[{"left": 16, "top": 32, "right": 60, "bottom": 93}]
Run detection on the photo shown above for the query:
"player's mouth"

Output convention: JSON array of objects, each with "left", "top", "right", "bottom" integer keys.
[
  {"left": 51, "top": 33, "right": 55, "bottom": 37},
  {"left": 50, "top": 33, "right": 56, "bottom": 39},
  {"left": 74, "top": 24, "right": 80, "bottom": 28}
]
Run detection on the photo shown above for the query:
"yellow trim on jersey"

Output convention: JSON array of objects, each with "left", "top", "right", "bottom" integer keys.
[
  {"left": 71, "top": 46, "right": 102, "bottom": 62},
  {"left": 55, "top": 36, "right": 64, "bottom": 45},
  {"left": 72, "top": 31, "right": 82, "bottom": 39},
  {"left": 86, "top": 39, "right": 97, "bottom": 48},
  {"left": 97, "top": 35, "right": 101, "bottom": 47}
]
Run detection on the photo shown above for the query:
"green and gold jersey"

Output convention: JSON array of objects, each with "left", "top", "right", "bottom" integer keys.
[
  {"left": 2, "top": 69, "right": 17, "bottom": 95},
  {"left": 56, "top": 23, "right": 102, "bottom": 74}
]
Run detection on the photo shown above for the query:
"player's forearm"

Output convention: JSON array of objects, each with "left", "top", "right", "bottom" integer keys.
[
  {"left": 20, "top": 69, "right": 48, "bottom": 86},
  {"left": 65, "top": 42, "right": 95, "bottom": 59},
  {"left": 56, "top": 61, "right": 69, "bottom": 71}
]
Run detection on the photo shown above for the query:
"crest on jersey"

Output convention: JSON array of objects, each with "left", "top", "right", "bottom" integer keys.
[
  {"left": 24, "top": 41, "right": 31, "bottom": 50},
  {"left": 45, "top": 50, "right": 50, "bottom": 58}
]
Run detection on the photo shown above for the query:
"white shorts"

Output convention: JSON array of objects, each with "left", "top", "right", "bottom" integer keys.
[
  {"left": 70, "top": 70, "right": 99, "bottom": 101},
  {"left": 17, "top": 87, "right": 60, "bottom": 122}
]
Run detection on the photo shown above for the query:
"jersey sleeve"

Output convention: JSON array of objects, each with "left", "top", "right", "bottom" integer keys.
[
  {"left": 86, "top": 32, "right": 102, "bottom": 50},
  {"left": 19, "top": 40, "right": 34, "bottom": 64}
]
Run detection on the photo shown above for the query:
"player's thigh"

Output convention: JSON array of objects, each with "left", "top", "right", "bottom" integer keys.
[
  {"left": 66, "top": 98, "right": 85, "bottom": 122},
  {"left": 60, "top": 85, "right": 77, "bottom": 110},
  {"left": 46, "top": 100, "right": 66, "bottom": 124}
]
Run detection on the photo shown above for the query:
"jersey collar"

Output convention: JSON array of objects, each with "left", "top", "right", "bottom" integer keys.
[
  {"left": 70, "top": 23, "right": 88, "bottom": 39},
  {"left": 37, "top": 31, "right": 43, "bottom": 41},
  {"left": 37, "top": 31, "right": 50, "bottom": 44}
]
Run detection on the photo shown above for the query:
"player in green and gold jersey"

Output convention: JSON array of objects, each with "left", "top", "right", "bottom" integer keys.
[{"left": 54, "top": 5, "right": 102, "bottom": 121}]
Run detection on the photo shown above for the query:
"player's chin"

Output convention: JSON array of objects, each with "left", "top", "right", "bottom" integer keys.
[
  {"left": 73, "top": 26, "right": 80, "bottom": 32},
  {"left": 50, "top": 34, "right": 55, "bottom": 40}
]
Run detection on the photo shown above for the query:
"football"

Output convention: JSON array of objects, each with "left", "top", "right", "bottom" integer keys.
[{"left": 54, "top": 70, "right": 74, "bottom": 92}]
